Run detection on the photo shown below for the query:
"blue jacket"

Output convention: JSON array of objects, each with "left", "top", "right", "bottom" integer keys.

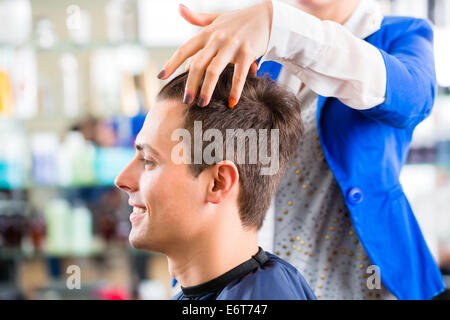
[{"left": 259, "top": 16, "right": 445, "bottom": 300}]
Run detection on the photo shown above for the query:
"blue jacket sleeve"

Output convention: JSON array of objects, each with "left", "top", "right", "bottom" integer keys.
[{"left": 359, "top": 18, "right": 436, "bottom": 129}]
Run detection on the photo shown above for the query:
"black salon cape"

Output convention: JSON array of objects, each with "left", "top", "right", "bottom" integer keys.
[{"left": 172, "top": 247, "right": 316, "bottom": 300}]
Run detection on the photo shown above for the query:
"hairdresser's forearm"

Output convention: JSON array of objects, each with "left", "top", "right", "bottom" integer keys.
[{"left": 259, "top": 0, "right": 386, "bottom": 110}]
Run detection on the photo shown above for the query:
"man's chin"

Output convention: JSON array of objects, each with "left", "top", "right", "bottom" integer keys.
[
  {"left": 129, "top": 235, "right": 143, "bottom": 250},
  {"left": 128, "top": 228, "right": 161, "bottom": 252},
  {"left": 128, "top": 227, "right": 149, "bottom": 250}
]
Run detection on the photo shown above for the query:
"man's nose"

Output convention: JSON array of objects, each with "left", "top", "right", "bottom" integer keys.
[{"left": 114, "top": 160, "right": 139, "bottom": 192}]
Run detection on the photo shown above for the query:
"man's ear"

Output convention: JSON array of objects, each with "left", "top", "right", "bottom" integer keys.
[{"left": 205, "top": 160, "right": 239, "bottom": 204}]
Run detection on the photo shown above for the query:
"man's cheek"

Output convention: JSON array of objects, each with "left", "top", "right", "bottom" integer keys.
[
  {"left": 139, "top": 172, "right": 161, "bottom": 210},
  {"left": 139, "top": 172, "right": 176, "bottom": 212}
]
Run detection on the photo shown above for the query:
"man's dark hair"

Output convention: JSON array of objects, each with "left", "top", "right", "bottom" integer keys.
[{"left": 157, "top": 64, "right": 303, "bottom": 230}]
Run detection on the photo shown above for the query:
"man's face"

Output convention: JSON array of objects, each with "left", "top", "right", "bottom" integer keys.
[{"left": 114, "top": 99, "right": 211, "bottom": 253}]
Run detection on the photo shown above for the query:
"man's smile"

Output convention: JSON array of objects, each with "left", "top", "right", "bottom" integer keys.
[{"left": 129, "top": 203, "right": 148, "bottom": 223}]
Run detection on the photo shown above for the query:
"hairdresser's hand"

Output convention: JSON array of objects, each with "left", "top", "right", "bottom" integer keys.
[{"left": 157, "top": 1, "right": 273, "bottom": 108}]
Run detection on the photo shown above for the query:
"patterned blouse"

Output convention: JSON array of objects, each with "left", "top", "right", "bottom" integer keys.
[{"left": 271, "top": 81, "right": 396, "bottom": 299}]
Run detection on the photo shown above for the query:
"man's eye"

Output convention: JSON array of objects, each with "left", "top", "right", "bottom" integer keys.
[{"left": 140, "top": 158, "right": 155, "bottom": 169}]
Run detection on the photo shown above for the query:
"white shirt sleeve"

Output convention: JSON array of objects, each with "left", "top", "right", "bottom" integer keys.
[{"left": 259, "top": 0, "right": 387, "bottom": 110}]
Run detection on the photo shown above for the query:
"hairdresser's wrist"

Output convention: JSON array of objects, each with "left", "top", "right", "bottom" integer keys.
[{"left": 262, "top": 0, "right": 274, "bottom": 54}]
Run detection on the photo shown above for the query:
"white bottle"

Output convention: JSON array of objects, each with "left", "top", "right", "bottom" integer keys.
[
  {"left": 59, "top": 53, "right": 79, "bottom": 118},
  {"left": 44, "top": 198, "right": 72, "bottom": 256},
  {"left": 71, "top": 203, "right": 93, "bottom": 256}
]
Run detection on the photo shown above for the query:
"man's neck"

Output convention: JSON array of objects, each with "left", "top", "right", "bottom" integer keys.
[
  {"left": 296, "top": 0, "right": 360, "bottom": 24},
  {"left": 167, "top": 227, "right": 259, "bottom": 288}
]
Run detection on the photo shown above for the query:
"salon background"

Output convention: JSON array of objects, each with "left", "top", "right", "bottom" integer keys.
[{"left": 0, "top": 0, "right": 449, "bottom": 300}]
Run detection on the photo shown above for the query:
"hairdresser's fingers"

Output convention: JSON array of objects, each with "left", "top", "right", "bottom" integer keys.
[
  {"left": 197, "top": 49, "right": 236, "bottom": 107},
  {"left": 183, "top": 47, "right": 219, "bottom": 105},
  {"left": 229, "top": 54, "right": 254, "bottom": 108},
  {"left": 158, "top": 35, "right": 205, "bottom": 80},
  {"left": 184, "top": 58, "right": 191, "bottom": 72},
  {"left": 249, "top": 61, "right": 258, "bottom": 76},
  {"left": 179, "top": 4, "right": 220, "bottom": 27}
]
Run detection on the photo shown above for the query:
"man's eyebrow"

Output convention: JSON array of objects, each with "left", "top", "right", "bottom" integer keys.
[{"left": 134, "top": 143, "right": 161, "bottom": 157}]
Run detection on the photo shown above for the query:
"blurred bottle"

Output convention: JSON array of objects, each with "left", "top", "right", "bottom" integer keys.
[
  {"left": 138, "top": 280, "right": 168, "bottom": 300},
  {"left": 66, "top": 6, "right": 91, "bottom": 45},
  {"left": 0, "top": 214, "right": 26, "bottom": 248},
  {"left": 57, "top": 132, "right": 75, "bottom": 187},
  {"left": 0, "top": 1, "right": 36, "bottom": 119},
  {"left": 90, "top": 49, "right": 120, "bottom": 117},
  {"left": 105, "top": 0, "right": 137, "bottom": 44},
  {"left": 58, "top": 131, "right": 96, "bottom": 187},
  {"left": 0, "top": 121, "right": 28, "bottom": 189},
  {"left": 34, "top": 17, "right": 57, "bottom": 49},
  {"left": 59, "top": 53, "right": 79, "bottom": 118},
  {"left": 29, "top": 213, "right": 46, "bottom": 252},
  {"left": 0, "top": 0, "right": 32, "bottom": 45},
  {"left": 99, "top": 213, "right": 116, "bottom": 243},
  {"left": 71, "top": 202, "right": 93, "bottom": 256},
  {"left": 44, "top": 198, "right": 72, "bottom": 255},
  {"left": 0, "top": 70, "right": 14, "bottom": 116},
  {"left": 31, "top": 132, "right": 59, "bottom": 186},
  {"left": 12, "top": 47, "right": 38, "bottom": 119},
  {"left": 116, "top": 46, "right": 149, "bottom": 117},
  {"left": 37, "top": 73, "right": 56, "bottom": 116},
  {"left": 74, "top": 139, "right": 96, "bottom": 186}
]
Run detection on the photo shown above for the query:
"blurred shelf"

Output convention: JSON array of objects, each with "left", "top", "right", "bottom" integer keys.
[
  {"left": 0, "top": 180, "right": 126, "bottom": 190},
  {"left": 27, "top": 182, "right": 119, "bottom": 190},
  {"left": 0, "top": 248, "right": 105, "bottom": 261},
  {"left": 31, "top": 280, "right": 106, "bottom": 300},
  {"left": 0, "top": 240, "right": 152, "bottom": 261},
  {"left": 0, "top": 146, "right": 135, "bottom": 191},
  {"left": 0, "top": 237, "right": 108, "bottom": 260},
  {"left": 0, "top": 41, "right": 178, "bottom": 52}
]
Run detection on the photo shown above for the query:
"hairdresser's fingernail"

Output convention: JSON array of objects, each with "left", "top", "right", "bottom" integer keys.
[
  {"left": 197, "top": 96, "right": 206, "bottom": 108},
  {"left": 229, "top": 97, "right": 237, "bottom": 109},
  {"left": 180, "top": 3, "right": 188, "bottom": 9},
  {"left": 157, "top": 69, "right": 166, "bottom": 79},
  {"left": 183, "top": 91, "right": 192, "bottom": 104}
]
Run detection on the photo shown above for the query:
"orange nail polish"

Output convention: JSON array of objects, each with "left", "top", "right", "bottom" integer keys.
[{"left": 229, "top": 97, "right": 237, "bottom": 109}]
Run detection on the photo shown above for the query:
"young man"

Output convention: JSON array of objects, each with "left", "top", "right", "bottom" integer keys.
[{"left": 115, "top": 65, "right": 316, "bottom": 300}]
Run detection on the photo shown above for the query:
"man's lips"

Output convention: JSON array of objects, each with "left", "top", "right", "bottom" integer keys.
[
  {"left": 129, "top": 201, "right": 146, "bottom": 209},
  {"left": 129, "top": 202, "right": 148, "bottom": 223}
]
